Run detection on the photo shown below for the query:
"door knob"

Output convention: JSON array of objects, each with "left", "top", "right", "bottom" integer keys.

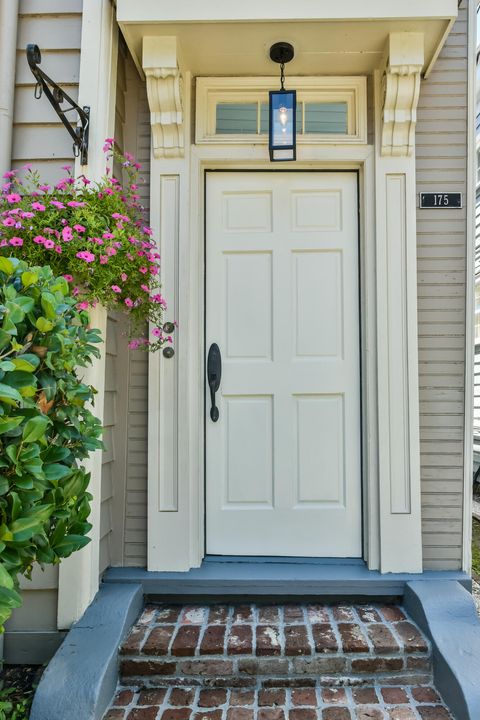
[{"left": 207, "top": 343, "right": 222, "bottom": 422}]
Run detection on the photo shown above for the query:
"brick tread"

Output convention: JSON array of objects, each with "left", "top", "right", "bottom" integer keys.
[
  {"left": 119, "top": 604, "right": 431, "bottom": 685},
  {"left": 104, "top": 684, "right": 453, "bottom": 720}
]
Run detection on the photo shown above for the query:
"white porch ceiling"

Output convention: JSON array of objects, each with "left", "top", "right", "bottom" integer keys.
[{"left": 117, "top": 0, "right": 458, "bottom": 79}]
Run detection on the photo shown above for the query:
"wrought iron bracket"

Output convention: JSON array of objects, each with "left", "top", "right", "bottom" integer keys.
[{"left": 26, "top": 44, "right": 90, "bottom": 165}]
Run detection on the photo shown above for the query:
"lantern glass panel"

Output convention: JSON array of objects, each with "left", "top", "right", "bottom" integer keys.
[{"left": 269, "top": 90, "right": 296, "bottom": 161}]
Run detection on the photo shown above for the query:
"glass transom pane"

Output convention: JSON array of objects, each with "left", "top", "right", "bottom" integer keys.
[
  {"left": 304, "top": 102, "right": 348, "bottom": 134},
  {"left": 216, "top": 103, "right": 258, "bottom": 134}
]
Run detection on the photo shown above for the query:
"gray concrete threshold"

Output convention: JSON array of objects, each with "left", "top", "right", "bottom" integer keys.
[{"left": 103, "top": 562, "right": 471, "bottom": 598}]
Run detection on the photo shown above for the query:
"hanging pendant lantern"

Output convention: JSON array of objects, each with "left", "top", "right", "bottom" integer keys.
[{"left": 269, "top": 42, "right": 296, "bottom": 162}]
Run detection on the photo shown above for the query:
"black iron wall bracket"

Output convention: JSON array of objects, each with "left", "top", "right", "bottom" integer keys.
[{"left": 26, "top": 44, "right": 90, "bottom": 165}]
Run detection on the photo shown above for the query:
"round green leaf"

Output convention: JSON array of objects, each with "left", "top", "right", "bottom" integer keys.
[
  {"left": 22, "top": 415, "right": 50, "bottom": 443},
  {"left": 35, "top": 317, "right": 54, "bottom": 333}
]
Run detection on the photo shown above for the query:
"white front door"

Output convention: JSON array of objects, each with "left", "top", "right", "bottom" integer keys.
[{"left": 205, "top": 171, "right": 361, "bottom": 557}]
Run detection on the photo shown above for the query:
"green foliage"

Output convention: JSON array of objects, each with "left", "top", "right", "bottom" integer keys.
[
  {"left": 472, "top": 517, "right": 480, "bottom": 580},
  {"left": 0, "top": 257, "right": 103, "bottom": 629},
  {"left": 0, "top": 687, "right": 31, "bottom": 720}
]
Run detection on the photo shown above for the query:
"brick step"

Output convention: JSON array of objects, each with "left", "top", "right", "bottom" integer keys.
[
  {"left": 104, "top": 683, "right": 453, "bottom": 720},
  {"left": 119, "top": 604, "right": 432, "bottom": 688}
]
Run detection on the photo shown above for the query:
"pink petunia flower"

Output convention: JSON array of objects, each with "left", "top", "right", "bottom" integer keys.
[
  {"left": 106, "top": 246, "right": 116, "bottom": 256},
  {"left": 139, "top": 267, "right": 148, "bottom": 274},
  {"left": 63, "top": 274, "right": 73, "bottom": 282},
  {"left": 102, "top": 232, "right": 114, "bottom": 240},
  {"left": 2, "top": 171, "right": 16, "bottom": 179},
  {"left": 128, "top": 339, "right": 141, "bottom": 350},
  {"left": 111, "top": 285, "right": 122, "bottom": 293},
  {"left": 152, "top": 327, "right": 163, "bottom": 337},
  {"left": 34, "top": 235, "right": 46, "bottom": 244},
  {"left": 62, "top": 227, "right": 73, "bottom": 242},
  {"left": 121, "top": 273, "right": 128, "bottom": 282},
  {"left": 6, "top": 193, "right": 21, "bottom": 204},
  {"left": 31, "top": 202, "right": 45, "bottom": 211},
  {"left": 99, "top": 255, "right": 108, "bottom": 264},
  {"left": 77, "top": 301, "right": 89, "bottom": 310},
  {"left": 2, "top": 218, "right": 15, "bottom": 227},
  {"left": 39, "top": 185, "right": 51, "bottom": 193},
  {"left": 67, "top": 201, "right": 85, "bottom": 208},
  {"left": 9, "top": 237, "right": 23, "bottom": 247},
  {"left": 44, "top": 239, "right": 55, "bottom": 249},
  {"left": 50, "top": 200, "right": 65, "bottom": 209},
  {"left": 73, "top": 224, "right": 86, "bottom": 233},
  {"left": 140, "top": 284, "right": 149, "bottom": 293},
  {"left": 76, "top": 251, "right": 95, "bottom": 263},
  {"left": 124, "top": 298, "right": 134, "bottom": 307},
  {"left": 54, "top": 246, "right": 62, "bottom": 253}
]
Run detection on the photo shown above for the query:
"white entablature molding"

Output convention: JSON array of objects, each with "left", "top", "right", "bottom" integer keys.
[
  {"left": 142, "top": 36, "right": 184, "bottom": 158},
  {"left": 381, "top": 33, "right": 424, "bottom": 157}
]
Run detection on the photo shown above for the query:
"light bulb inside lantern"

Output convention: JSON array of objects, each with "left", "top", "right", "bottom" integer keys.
[{"left": 279, "top": 106, "right": 288, "bottom": 133}]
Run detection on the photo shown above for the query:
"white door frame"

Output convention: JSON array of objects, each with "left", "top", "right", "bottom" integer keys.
[
  {"left": 148, "top": 139, "right": 422, "bottom": 573},
  {"left": 148, "top": 71, "right": 423, "bottom": 574}
]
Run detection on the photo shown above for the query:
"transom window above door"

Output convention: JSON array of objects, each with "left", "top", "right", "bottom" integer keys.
[{"left": 196, "top": 76, "right": 367, "bottom": 145}]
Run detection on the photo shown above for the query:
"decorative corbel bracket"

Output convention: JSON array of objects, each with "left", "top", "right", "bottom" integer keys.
[
  {"left": 381, "top": 33, "right": 424, "bottom": 157},
  {"left": 143, "top": 37, "right": 184, "bottom": 159}
]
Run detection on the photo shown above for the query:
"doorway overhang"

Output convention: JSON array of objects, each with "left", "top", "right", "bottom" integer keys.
[{"left": 117, "top": 0, "right": 457, "bottom": 79}]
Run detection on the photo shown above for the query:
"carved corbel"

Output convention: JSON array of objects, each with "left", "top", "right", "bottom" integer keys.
[
  {"left": 381, "top": 33, "right": 424, "bottom": 157},
  {"left": 143, "top": 37, "right": 184, "bottom": 159}
]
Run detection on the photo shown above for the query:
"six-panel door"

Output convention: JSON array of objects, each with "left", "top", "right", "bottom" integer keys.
[{"left": 206, "top": 172, "right": 361, "bottom": 556}]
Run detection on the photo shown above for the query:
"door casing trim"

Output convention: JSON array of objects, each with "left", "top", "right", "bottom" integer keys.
[{"left": 147, "top": 142, "right": 383, "bottom": 571}]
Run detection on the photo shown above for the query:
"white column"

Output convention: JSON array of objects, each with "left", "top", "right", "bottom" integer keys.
[
  {"left": 373, "top": 32, "right": 424, "bottom": 573},
  {"left": 57, "top": 306, "right": 108, "bottom": 628},
  {"left": 144, "top": 38, "right": 198, "bottom": 571},
  {"left": 57, "top": 0, "right": 117, "bottom": 628}
]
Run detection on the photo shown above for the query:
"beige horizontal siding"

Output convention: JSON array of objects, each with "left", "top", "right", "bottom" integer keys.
[
  {"left": 416, "top": 3, "right": 468, "bottom": 570},
  {"left": 120, "top": 56, "right": 151, "bottom": 567},
  {"left": 12, "top": 1, "right": 82, "bottom": 182}
]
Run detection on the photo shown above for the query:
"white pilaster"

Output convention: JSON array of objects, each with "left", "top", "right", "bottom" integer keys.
[
  {"left": 374, "top": 52, "right": 423, "bottom": 572},
  {"left": 144, "top": 36, "right": 196, "bottom": 570}
]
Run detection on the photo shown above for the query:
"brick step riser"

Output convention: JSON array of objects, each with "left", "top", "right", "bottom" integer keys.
[{"left": 120, "top": 655, "right": 432, "bottom": 688}]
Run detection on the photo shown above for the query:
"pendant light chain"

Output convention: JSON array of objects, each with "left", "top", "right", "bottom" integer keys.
[{"left": 280, "top": 62, "right": 286, "bottom": 90}]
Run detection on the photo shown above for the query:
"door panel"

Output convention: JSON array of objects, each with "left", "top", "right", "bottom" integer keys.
[{"left": 206, "top": 172, "right": 361, "bottom": 557}]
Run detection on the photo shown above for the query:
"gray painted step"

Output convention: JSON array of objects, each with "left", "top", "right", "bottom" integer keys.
[{"left": 103, "top": 562, "right": 471, "bottom": 598}]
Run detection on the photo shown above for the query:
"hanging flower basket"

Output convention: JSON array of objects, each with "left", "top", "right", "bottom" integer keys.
[{"left": 0, "top": 139, "right": 172, "bottom": 352}]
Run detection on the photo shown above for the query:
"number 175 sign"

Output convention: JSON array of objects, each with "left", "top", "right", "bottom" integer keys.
[{"left": 419, "top": 192, "right": 462, "bottom": 209}]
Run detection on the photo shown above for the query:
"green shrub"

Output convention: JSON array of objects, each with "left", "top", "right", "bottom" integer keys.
[{"left": 0, "top": 257, "right": 103, "bottom": 629}]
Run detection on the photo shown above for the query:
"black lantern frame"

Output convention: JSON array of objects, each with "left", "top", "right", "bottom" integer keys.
[
  {"left": 268, "top": 89, "right": 297, "bottom": 162},
  {"left": 269, "top": 42, "right": 296, "bottom": 162}
]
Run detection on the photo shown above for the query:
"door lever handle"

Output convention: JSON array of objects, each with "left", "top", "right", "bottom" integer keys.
[{"left": 207, "top": 343, "right": 222, "bottom": 422}]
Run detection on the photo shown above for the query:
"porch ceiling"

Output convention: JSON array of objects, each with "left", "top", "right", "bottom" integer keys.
[{"left": 117, "top": 0, "right": 458, "bottom": 79}]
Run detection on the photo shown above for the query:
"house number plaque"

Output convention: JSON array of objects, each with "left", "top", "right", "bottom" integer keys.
[{"left": 419, "top": 192, "right": 462, "bottom": 209}]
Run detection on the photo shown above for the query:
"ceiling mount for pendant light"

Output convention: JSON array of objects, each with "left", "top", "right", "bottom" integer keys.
[{"left": 269, "top": 42, "right": 296, "bottom": 162}]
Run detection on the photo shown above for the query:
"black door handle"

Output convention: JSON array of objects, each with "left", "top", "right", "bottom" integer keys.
[{"left": 207, "top": 343, "right": 222, "bottom": 422}]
